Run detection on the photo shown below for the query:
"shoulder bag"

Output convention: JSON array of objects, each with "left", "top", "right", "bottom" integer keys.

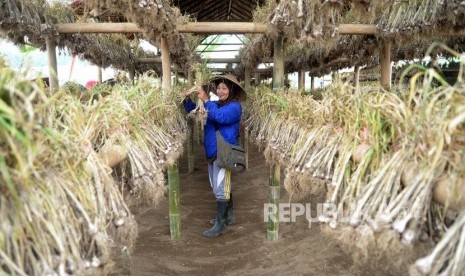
[{"left": 216, "top": 131, "right": 246, "bottom": 172}]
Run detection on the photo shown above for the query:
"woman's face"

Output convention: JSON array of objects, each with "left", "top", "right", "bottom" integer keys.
[{"left": 216, "top": 82, "right": 230, "bottom": 101}]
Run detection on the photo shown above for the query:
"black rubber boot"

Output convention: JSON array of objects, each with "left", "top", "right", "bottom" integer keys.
[
  {"left": 203, "top": 200, "right": 228, "bottom": 238},
  {"left": 209, "top": 194, "right": 236, "bottom": 225}
]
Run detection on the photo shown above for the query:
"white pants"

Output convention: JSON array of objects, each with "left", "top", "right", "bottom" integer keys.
[{"left": 208, "top": 160, "right": 231, "bottom": 200}]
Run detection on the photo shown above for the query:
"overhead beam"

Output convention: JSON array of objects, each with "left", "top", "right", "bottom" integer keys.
[
  {"left": 176, "top": 22, "right": 268, "bottom": 34},
  {"left": 137, "top": 57, "right": 274, "bottom": 63},
  {"left": 338, "top": 24, "right": 377, "bottom": 35},
  {"left": 211, "top": 68, "right": 272, "bottom": 73},
  {"left": 53, "top": 22, "right": 380, "bottom": 35}
]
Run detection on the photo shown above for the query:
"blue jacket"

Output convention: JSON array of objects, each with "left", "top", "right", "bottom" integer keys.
[{"left": 184, "top": 99, "right": 242, "bottom": 159}]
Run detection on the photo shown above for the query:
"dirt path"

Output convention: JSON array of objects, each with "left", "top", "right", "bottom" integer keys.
[{"left": 120, "top": 144, "right": 395, "bottom": 276}]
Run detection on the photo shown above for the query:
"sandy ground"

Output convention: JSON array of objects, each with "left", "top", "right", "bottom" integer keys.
[{"left": 115, "top": 143, "right": 398, "bottom": 276}]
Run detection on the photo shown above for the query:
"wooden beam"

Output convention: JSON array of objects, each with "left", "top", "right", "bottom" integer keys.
[
  {"left": 354, "top": 65, "right": 360, "bottom": 91},
  {"left": 272, "top": 35, "right": 284, "bottom": 92},
  {"left": 338, "top": 24, "right": 377, "bottom": 35},
  {"left": 187, "top": 70, "right": 195, "bottom": 174},
  {"left": 380, "top": 41, "right": 392, "bottom": 88},
  {"left": 55, "top": 23, "right": 141, "bottom": 33},
  {"left": 161, "top": 37, "right": 171, "bottom": 92},
  {"left": 129, "top": 68, "right": 135, "bottom": 84},
  {"left": 211, "top": 68, "right": 271, "bottom": 73},
  {"left": 54, "top": 22, "right": 268, "bottom": 34},
  {"left": 298, "top": 70, "right": 305, "bottom": 90},
  {"left": 268, "top": 34, "right": 284, "bottom": 242},
  {"left": 45, "top": 36, "right": 58, "bottom": 92},
  {"left": 254, "top": 72, "right": 260, "bottom": 85},
  {"left": 168, "top": 162, "right": 181, "bottom": 240},
  {"left": 176, "top": 22, "right": 267, "bottom": 34},
  {"left": 97, "top": 66, "right": 102, "bottom": 84},
  {"left": 53, "top": 22, "right": 383, "bottom": 35},
  {"left": 137, "top": 58, "right": 273, "bottom": 64}
]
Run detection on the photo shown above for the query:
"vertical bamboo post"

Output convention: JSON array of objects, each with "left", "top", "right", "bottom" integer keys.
[
  {"left": 310, "top": 75, "right": 314, "bottom": 91},
  {"left": 97, "top": 66, "right": 103, "bottom": 84},
  {"left": 268, "top": 164, "right": 280, "bottom": 241},
  {"left": 243, "top": 129, "right": 249, "bottom": 169},
  {"left": 298, "top": 70, "right": 305, "bottom": 90},
  {"left": 161, "top": 37, "right": 171, "bottom": 93},
  {"left": 195, "top": 72, "right": 202, "bottom": 145},
  {"left": 168, "top": 162, "right": 181, "bottom": 240},
  {"left": 272, "top": 35, "right": 284, "bottom": 92},
  {"left": 129, "top": 68, "right": 135, "bottom": 84},
  {"left": 254, "top": 72, "right": 260, "bottom": 86},
  {"left": 243, "top": 66, "right": 251, "bottom": 168},
  {"left": 268, "top": 34, "right": 284, "bottom": 242},
  {"left": 354, "top": 65, "right": 360, "bottom": 92},
  {"left": 45, "top": 36, "right": 59, "bottom": 92},
  {"left": 187, "top": 70, "right": 194, "bottom": 173},
  {"left": 161, "top": 37, "right": 180, "bottom": 240},
  {"left": 380, "top": 40, "right": 392, "bottom": 89}
]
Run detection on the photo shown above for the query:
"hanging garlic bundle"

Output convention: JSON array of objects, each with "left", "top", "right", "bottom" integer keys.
[
  {"left": 185, "top": 62, "right": 214, "bottom": 130},
  {"left": 185, "top": 86, "right": 208, "bottom": 130}
]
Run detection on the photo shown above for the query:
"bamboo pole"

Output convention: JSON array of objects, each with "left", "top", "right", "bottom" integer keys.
[
  {"left": 211, "top": 68, "right": 272, "bottom": 73},
  {"left": 338, "top": 24, "right": 377, "bottom": 35},
  {"left": 137, "top": 57, "right": 275, "bottom": 64},
  {"left": 187, "top": 70, "right": 194, "bottom": 174},
  {"left": 243, "top": 67, "right": 251, "bottom": 169},
  {"left": 174, "top": 71, "right": 179, "bottom": 85},
  {"left": 268, "top": 34, "right": 284, "bottom": 242},
  {"left": 380, "top": 40, "right": 392, "bottom": 89},
  {"left": 161, "top": 37, "right": 171, "bottom": 93},
  {"left": 177, "top": 22, "right": 267, "bottom": 33},
  {"left": 129, "top": 68, "right": 135, "bottom": 84},
  {"left": 354, "top": 65, "right": 360, "bottom": 92},
  {"left": 298, "top": 70, "right": 305, "bottom": 90},
  {"left": 254, "top": 72, "right": 260, "bottom": 86},
  {"left": 45, "top": 36, "right": 58, "bottom": 92},
  {"left": 53, "top": 23, "right": 379, "bottom": 35},
  {"left": 97, "top": 66, "right": 102, "bottom": 84},
  {"left": 54, "top": 22, "right": 267, "bottom": 34},
  {"left": 243, "top": 130, "right": 249, "bottom": 169},
  {"left": 168, "top": 162, "right": 181, "bottom": 240},
  {"left": 310, "top": 76, "right": 315, "bottom": 91},
  {"left": 272, "top": 35, "right": 284, "bottom": 92},
  {"left": 268, "top": 164, "right": 280, "bottom": 241},
  {"left": 161, "top": 37, "right": 180, "bottom": 240}
]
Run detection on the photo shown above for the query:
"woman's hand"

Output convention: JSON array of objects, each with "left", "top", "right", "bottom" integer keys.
[{"left": 197, "top": 87, "right": 209, "bottom": 102}]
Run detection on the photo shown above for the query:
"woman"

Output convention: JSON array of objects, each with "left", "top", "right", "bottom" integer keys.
[{"left": 184, "top": 74, "right": 246, "bottom": 238}]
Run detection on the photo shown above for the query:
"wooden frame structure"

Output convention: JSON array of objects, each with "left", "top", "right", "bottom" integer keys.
[{"left": 44, "top": 20, "right": 396, "bottom": 241}]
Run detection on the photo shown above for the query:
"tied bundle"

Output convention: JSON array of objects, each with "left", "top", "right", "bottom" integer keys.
[{"left": 184, "top": 86, "right": 208, "bottom": 129}]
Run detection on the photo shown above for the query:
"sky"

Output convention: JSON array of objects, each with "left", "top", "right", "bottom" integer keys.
[{"left": 0, "top": 39, "right": 116, "bottom": 85}]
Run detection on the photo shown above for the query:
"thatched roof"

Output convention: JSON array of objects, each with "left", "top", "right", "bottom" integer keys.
[{"left": 175, "top": 0, "right": 266, "bottom": 22}]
